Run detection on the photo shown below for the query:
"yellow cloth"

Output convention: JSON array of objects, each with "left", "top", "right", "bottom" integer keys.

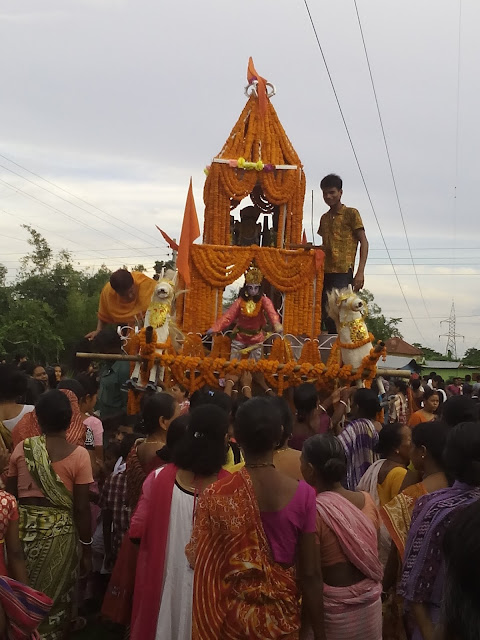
[
  {"left": 381, "top": 482, "right": 427, "bottom": 558},
  {"left": 377, "top": 466, "right": 407, "bottom": 507},
  {"left": 222, "top": 444, "right": 245, "bottom": 473},
  {"left": 318, "top": 204, "right": 364, "bottom": 273},
  {"left": 97, "top": 272, "right": 156, "bottom": 325}
]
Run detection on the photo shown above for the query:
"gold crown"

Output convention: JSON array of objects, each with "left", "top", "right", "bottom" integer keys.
[{"left": 245, "top": 265, "right": 263, "bottom": 285}]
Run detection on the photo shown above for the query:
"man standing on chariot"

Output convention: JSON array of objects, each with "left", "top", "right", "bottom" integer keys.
[
  {"left": 207, "top": 265, "right": 283, "bottom": 360},
  {"left": 318, "top": 173, "right": 369, "bottom": 334}
]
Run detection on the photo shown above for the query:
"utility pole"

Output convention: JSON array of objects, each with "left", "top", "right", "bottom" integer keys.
[
  {"left": 440, "top": 301, "right": 464, "bottom": 360},
  {"left": 172, "top": 239, "right": 177, "bottom": 269}
]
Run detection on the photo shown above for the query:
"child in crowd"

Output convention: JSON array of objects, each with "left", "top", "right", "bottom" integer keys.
[
  {"left": 101, "top": 434, "right": 137, "bottom": 572},
  {"left": 101, "top": 412, "right": 134, "bottom": 448},
  {"left": 169, "top": 383, "right": 190, "bottom": 414}
]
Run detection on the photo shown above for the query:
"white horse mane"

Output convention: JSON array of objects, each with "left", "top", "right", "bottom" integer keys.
[{"left": 326, "top": 285, "right": 356, "bottom": 325}]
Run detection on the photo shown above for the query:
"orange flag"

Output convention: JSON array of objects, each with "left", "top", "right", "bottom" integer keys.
[
  {"left": 247, "top": 57, "right": 268, "bottom": 117},
  {"left": 302, "top": 229, "right": 307, "bottom": 245},
  {"left": 156, "top": 226, "right": 179, "bottom": 251},
  {"left": 177, "top": 178, "right": 200, "bottom": 286}
]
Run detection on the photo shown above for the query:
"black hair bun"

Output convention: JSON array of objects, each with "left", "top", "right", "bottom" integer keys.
[{"left": 322, "top": 457, "right": 346, "bottom": 484}]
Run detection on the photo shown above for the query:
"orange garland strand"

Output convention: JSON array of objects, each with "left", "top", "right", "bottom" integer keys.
[
  {"left": 182, "top": 245, "right": 324, "bottom": 335},
  {"left": 203, "top": 93, "right": 305, "bottom": 247},
  {"left": 124, "top": 335, "right": 385, "bottom": 411}
]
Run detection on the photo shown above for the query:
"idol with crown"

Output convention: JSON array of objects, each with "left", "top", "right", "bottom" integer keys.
[{"left": 207, "top": 264, "right": 283, "bottom": 360}]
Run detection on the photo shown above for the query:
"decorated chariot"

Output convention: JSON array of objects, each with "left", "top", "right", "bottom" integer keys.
[{"left": 108, "top": 59, "right": 390, "bottom": 413}]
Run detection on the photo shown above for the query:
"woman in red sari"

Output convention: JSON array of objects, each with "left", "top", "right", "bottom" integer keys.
[
  {"left": 126, "top": 392, "right": 180, "bottom": 508},
  {"left": 186, "top": 397, "right": 325, "bottom": 640},
  {"left": 12, "top": 380, "right": 87, "bottom": 448},
  {"left": 130, "top": 405, "right": 230, "bottom": 640},
  {"left": 101, "top": 393, "right": 179, "bottom": 626}
]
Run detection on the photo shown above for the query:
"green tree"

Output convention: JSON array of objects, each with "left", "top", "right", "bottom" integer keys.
[
  {"left": 222, "top": 287, "right": 239, "bottom": 312},
  {"left": 0, "top": 228, "right": 114, "bottom": 363},
  {"left": 154, "top": 260, "right": 175, "bottom": 275},
  {"left": 463, "top": 348, "right": 480, "bottom": 366},
  {"left": 411, "top": 343, "right": 447, "bottom": 361},
  {"left": 358, "top": 289, "right": 403, "bottom": 342},
  {"left": 0, "top": 298, "right": 63, "bottom": 362},
  {"left": 19, "top": 225, "right": 52, "bottom": 275}
]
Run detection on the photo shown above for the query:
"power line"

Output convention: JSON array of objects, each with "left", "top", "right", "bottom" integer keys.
[
  {"left": 0, "top": 233, "right": 30, "bottom": 244},
  {"left": 353, "top": 0, "right": 432, "bottom": 322},
  {"left": 0, "top": 207, "right": 120, "bottom": 261},
  {"left": 0, "top": 177, "right": 158, "bottom": 259},
  {"left": 0, "top": 153, "right": 162, "bottom": 247},
  {"left": 302, "top": 0, "right": 426, "bottom": 342}
]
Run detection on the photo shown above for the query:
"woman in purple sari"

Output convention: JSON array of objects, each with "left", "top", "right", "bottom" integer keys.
[
  {"left": 337, "top": 389, "right": 382, "bottom": 491},
  {"left": 398, "top": 422, "right": 480, "bottom": 640}
]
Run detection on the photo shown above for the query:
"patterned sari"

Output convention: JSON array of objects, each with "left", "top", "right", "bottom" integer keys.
[
  {"left": 0, "top": 421, "right": 13, "bottom": 453},
  {"left": 186, "top": 468, "right": 301, "bottom": 640},
  {"left": 337, "top": 419, "right": 379, "bottom": 490},
  {"left": 12, "top": 390, "right": 86, "bottom": 449},
  {"left": 381, "top": 482, "right": 427, "bottom": 558},
  {"left": 101, "top": 442, "right": 162, "bottom": 626},
  {"left": 0, "top": 576, "right": 53, "bottom": 640},
  {"left": 19, "top": 436, "right": 79, "bottom": 640},
  {"left": 380, "top": 482, "right": 427, "bottom": 640},
  {"left": 398, "top": 482, "right": 480, "bottom": 640}
]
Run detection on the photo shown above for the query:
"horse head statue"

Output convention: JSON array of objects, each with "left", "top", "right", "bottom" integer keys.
[
  {"left": 126, "top": 269, "right": 183, "bottom": 391},
  {"left": 326, "top": 285, "right": 372, "bottom": 381},
  {"left": 151, "top": 275, "right": 176, "bottom": 307},
  {"left": 326, "top": 285, "right": 367, "bottom": 332}
]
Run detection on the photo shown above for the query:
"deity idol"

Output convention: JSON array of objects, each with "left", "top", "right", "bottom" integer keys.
[{"left": 208, "top": 265, "right": 283, "bottom": 360}]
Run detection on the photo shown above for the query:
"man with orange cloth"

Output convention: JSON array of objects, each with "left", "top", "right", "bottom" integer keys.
[{"left": 86, "top": 269, "right": 156, "bottom": 340}]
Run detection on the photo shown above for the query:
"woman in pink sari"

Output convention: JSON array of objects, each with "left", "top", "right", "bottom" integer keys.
[{"left": 301, "top": 434, "right": 383, "bottom": 640}]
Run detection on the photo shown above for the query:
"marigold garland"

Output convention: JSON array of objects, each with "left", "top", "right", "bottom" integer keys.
[
  {"left": 337, "top": 333, "right": 374, "bottom": 350},
  {"left": 183, "top": 245, "right": 324, "bottom": 335},
  {"left": 123, "top": 334, "right": 384, "bottom": 407},
  {"left": 203, "top": 93, "right": 305, "bottom": 247}
]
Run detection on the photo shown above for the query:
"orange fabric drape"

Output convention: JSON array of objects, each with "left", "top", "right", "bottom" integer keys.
[
  {"left": 177, "top": 178, "right": 200, "bottom": 286},
  {"left": 247, "top": 57, "right": 268, "bottom": 117}
]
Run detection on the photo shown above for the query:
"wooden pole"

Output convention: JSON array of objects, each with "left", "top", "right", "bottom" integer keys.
[
  {"left": 76, "top": 352, "right": 143, "bottom": 362},
  {"left": 376, "top": 369, "right": 411, "bottom": 378}
]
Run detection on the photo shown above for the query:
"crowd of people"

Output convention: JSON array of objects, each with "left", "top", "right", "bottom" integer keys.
[{"left": 0, "top": 347, "right": 478, "bottom": 640}]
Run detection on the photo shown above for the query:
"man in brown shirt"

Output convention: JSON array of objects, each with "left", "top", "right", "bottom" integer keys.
[{"left": 318, "top": 174, "right": 369, "bottom": 333}]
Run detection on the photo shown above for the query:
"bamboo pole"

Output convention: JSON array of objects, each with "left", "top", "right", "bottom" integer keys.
[
  {"left": 76, "top": 352, "right": 143, "bottom": 362},
  {"left": 375, "top": 369, "right": 412, "bottom": 378}
]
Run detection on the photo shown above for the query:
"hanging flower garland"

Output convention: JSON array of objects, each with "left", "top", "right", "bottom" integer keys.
[
  {"left": 203, "top": 90, "right": 305, "bottom": 247},
  {"left": 123, "top": 334, "right": 385, "bottom": 408}
]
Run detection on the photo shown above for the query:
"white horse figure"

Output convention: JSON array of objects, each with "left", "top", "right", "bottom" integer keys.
[
  {"left": 326, "top": 285, "right": 373, "bottom": 376},
  {"left": 127, "top": 270, "right": 183, "bottom": 391}
]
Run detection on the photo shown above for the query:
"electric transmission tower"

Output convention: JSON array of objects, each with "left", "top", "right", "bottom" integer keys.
[{"left": 440, "top": 302, "right": 464, "bottom": 360}]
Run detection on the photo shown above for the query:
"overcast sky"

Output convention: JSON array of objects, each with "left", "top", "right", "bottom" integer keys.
[{"left": 1, "top": 0, "right": 479, "bottom": 356}]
